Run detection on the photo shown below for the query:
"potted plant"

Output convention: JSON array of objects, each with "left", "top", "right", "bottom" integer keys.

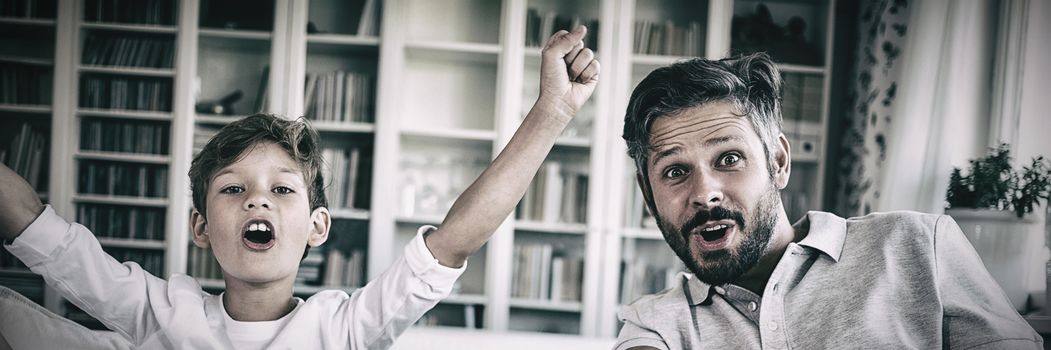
[{"left": 945, "top": 143, "right": 1051, "bottom": 312}]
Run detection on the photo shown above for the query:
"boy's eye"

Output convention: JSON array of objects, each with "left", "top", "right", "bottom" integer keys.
[
  {"left": 273, "top": 186, "right": 294, "bottom": 195},
  {"left": 220, "top": 186, "right": 244, "bottom": 194},
  {"left": 663, "top": 166, "right": 687, "bottom": 179},
  {"left": 718, "top": 153, "right": 742, "bottom": 167}
]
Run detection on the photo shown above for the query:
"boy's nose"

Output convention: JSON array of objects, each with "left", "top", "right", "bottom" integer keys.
[{"left": 244, "top": 193, "right": 272, "bottom": 210}]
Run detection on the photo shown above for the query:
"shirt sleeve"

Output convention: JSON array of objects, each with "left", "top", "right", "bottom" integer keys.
[
  {"left": 1, "top": 205, "right": 168, "bottom": 345},
  {"left": 615, "top": 304, "right": 670, "bottom": 350},
  {"left": 934, "top": 215, "right": 1043, "bottom": 349},
  {"left": 342, "top": 225, "right": 466, "bottom": 349}
]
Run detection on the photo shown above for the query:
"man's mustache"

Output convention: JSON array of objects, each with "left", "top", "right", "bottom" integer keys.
[{"left": 680, "top": 206, "right": 746, "bottom": 238}]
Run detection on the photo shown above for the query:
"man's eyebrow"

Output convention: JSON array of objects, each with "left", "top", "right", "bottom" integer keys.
[
  {"left": 651, "top": 146, "right": 682, "bottom": 166},
  {"left": 704, "top": 134, "right": 746, "bottom": 147}
]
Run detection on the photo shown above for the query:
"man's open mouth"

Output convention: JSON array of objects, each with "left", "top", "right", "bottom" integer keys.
[
  {"left": 242, "top": 219, "right": 276, "bottom": 251},
  {"left": 689, "top": 221, "right": 736, "bottom": 252}
]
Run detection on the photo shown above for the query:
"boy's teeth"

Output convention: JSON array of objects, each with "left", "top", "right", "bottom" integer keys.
[{"left": 249, "top": 223, "right": 258, "bottom": 231}]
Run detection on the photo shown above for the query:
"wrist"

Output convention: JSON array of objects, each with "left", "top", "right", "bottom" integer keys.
[{"left": 533, "top": 94, "right": 575, "bottom": 126}]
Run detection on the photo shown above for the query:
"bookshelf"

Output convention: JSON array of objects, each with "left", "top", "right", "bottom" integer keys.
[
  {"left": 7, "top": 0, "right": 839, "bottom": 341},
  {"left": 0, "top": 0, "right": 59, "bottom": 312}
]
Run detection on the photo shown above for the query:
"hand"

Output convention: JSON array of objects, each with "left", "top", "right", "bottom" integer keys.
[
  {"left": 0, "top": 163, "right": 44, "bottom": 241},
  {"left": 538, "top": 25, "right": 601, "bottom": 121}
]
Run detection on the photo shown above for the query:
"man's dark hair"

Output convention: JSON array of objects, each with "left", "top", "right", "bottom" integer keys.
[{"left": 622, "top": 52, "right": 784, "bottom": 178}]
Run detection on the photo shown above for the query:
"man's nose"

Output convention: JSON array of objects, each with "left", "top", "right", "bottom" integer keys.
[{"left": 689, "top": 170, "right": 723, "bottom": 211}]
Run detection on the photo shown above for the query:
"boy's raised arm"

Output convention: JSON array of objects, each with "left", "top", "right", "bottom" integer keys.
[
  {"left": 0, "top": 163, "right": 46, "bottom": 242},
  {"left": 425, "top": 25, "right": 600, "bottom": 267}
]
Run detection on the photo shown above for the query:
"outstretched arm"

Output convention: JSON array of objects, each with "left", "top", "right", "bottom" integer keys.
[
  {"left": 425, "top": 25, "right": 600, "bottom": 267},
  {"left": 0, "top": 163, "right": 45, "bottom": 242}
]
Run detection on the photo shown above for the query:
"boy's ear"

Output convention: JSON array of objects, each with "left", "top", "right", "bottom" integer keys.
[
  {"left": 307, "top": 207, "right": 331, "bottom": 247},
  {"left": 191, "top": 209, "right": 210, "bottom": 249},
  {"left": 773, "top": 133, "right": 791, "bottom": 189}
]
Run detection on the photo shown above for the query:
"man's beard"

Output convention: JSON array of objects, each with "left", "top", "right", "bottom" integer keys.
[{"left": 655, "top": 186, "right": 781, "bottom": 286}]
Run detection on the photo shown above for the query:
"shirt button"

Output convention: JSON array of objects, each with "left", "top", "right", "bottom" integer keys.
[
  {"left": 748, "top": 301, "right": 758, "bottom": 311},
  {"left": 772, "top": 283, "right": 779, "bottom": 292},
  {"left": 769, "top": 322, "right": 779, "bottom": 331}
]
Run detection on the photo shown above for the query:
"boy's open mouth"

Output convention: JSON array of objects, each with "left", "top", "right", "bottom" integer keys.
[{"left": 241, "top": 219, "right": 276, "bottom": 251}]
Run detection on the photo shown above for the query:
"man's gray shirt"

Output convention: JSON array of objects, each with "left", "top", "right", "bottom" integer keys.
[{"left": 615, "top": 211, "right": 1042, "bottom": 349}]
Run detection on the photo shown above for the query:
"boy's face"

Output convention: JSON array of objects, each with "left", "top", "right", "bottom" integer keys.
[{"left": 191, "top": 141, "right": 330, "bottom": 285}]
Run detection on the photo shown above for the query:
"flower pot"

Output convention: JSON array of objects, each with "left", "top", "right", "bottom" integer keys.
[{"left": 946, "top": 208, "right": 1044, "bottom": 312}]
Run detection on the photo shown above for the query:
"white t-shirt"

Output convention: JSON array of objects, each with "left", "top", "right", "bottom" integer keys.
[{"left": 3, "top": 205, "right": 465, "bottom": 349}]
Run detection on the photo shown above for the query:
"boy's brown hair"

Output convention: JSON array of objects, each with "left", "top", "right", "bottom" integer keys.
[{"left": 189, "top": 113, "right": 327, "bottom": 220}]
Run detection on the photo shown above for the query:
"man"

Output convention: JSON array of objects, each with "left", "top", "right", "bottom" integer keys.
[{"left": 614, "top": 53, "right": 1042, "bottom": 349}]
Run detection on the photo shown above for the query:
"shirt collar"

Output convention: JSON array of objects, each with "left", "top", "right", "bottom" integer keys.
[
  {"left": 684, "top": 274, "right": 714, "bottom": 306},
  {"left": 794, "top": 211, "right": 847, "bottom": 262}
]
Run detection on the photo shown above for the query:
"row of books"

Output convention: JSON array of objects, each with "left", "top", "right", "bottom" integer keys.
[
  {"left": 77, "top": 204, "right": 166, "bottom": 241},
  {"left": 1, "top": 122, "right": 48, "bottom": 191},
  {"left": 0, "top": 0, "right": 55, "bottom": 19},
  {"left": 525, "top": 8, "right": 599, "bottom": 49},
  {"left": 80, "top": 117, "right": 170, "bottom": 155},
  {"left": 303, "top": 71, "right": 375, "bottom": 124},
  {"left": 0, "top": 274, "right": 44, "bottom": 305},
  {"left": 633, "top": 20, "right": 704, "bottom": 57},
  {"left": 103, "top": 247, "right": 164, "bottom": 277},
  {"left": 321, "top": 147, "right": 371, "bottom": 210},
  {"left": 77, "top": 160, "right": 169, "bottom": 197},
  {"left": 510, "top": 243, "right": 583, "bottom": 302},
  {"left": 296, "top": 248, "right": 326, "bottom": 285},
  {"left": 782, "top": 72, "right": 824, "bottom": 123},
  {"left": 416, "top": 304, "right": 484, "bottom": 329},
  {"left": 79, "top": 75, "right": 173, "bottom": 112},
  {"left": 322, "top": 248, "right": 366, "bottom": 289},
  {"left": 187, "top": 245, "right": 221, "bottom": 280},
  {"left": 624, "top": 182, "right": 657, "bottom": 229},
  {"left": 82, "top": 33, "right": 175, "bottom": 69},
  {"left": 620, "top": 259, "right": 681, "bottom": 305},
  {"left": 0, "top": 63, "right": 51, "bottom": 105},
  {"left": 517, "top": 161, "right": 589, "bottom": 224},
  {"left": 84, "top": 0, "right": 176, "bottom": 26}
]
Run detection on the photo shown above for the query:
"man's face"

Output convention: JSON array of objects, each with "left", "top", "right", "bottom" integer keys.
[
  {"left": 642, "top": 101, "right": 785, "bottom": 286},
  {"left": 191, "top": 141, "right": 329, "bottom": 285}
]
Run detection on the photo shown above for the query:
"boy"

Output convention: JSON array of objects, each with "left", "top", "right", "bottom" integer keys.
[{"left": 0, "top": 26, "right": 599, "bottom": 349}]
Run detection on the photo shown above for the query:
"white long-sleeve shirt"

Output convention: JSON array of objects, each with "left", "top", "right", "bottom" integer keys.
[{"left": 3, "top": 205, "right": 465, "bottom": 349}]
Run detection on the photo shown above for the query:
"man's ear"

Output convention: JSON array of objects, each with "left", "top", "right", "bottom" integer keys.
[
  {"left": 191, "top": 209, "right": 210, "bottom": 249},
  {"left": 307, "top": 207, "right": 331, "bottom": 247},
  {"left": 635, "top": 170, "right": 659, "bottom": 219},
  {"left": 773, "top": 133, "right": 791, "bottom": 189}
]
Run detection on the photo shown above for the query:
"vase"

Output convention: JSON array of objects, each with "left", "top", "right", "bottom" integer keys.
[{"left": 946, "top": 208, "right": 1045, "bottom": 312}]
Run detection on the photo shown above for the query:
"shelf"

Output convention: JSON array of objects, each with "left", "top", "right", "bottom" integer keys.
[
  {"left": 194, "top": 114, "right": 239, "bottom": 125},
  {"left": 77, "top": 109, "right": 172, "bottom": 121},
  {"left": 509, "top": 298, "right": 582, "bottom": 313},
  {"left": 405, "top": 41, "right": 500, "bottom": 64},
  {"left": 514, "top": 220, "right": 587, "bottom": 235},
  {"left": 330, "top": 208, "right": 370, "bottom": 220},
  {"left": 0, "top": 268, "right": 37, "bottom": 277},
  {"left": 395, "top": 214, "right": 445, "bottom": 227},
  {"left": 0, "top": 103, "right": 51, "bottom": 114},
  {"left": 621, "top": 227, "right": 663, "bottom": 240},
  {"left": 73, "top": 194, "right": 169, "bottom": 207},
  {"left": 79, "top": 65, "right": 176, "bottom": 77},
  {"left": 777, "top": 63, "right": 825, "bottom": 75},
  {"left": 0, "top": 17, "right": 55, "bottom": 26},
  {"left": 293, "top": 284, "right": 358, "bottom": 295},
  {"left": 633, "top": 54, "right": 691, "bottom": 66},
  {"left": 74, "top": 151, "right": 171, "bottom": 164},
  {"left": 307, "top": 34, "right": 380, "bottom": 46},
  {"left": 441, "top": 293, "right": 488, "bottom": 305},
  {"left": 199, "top": 28, "right": 272, "bottom": 40},
  {"left": 0, "top": 55, "right": 53, "bottom": 66},
  {"left": 401, "top": 127, "right": 496, "bottom": 143},
  {"left": 80, "top": 22, "right": 178, "bottom": 34},
  {"left": 554, "top": 136, "right": 591, "bottom": 149},
  {"left": 97, "top": 238, "right": 166, "bottom": 250},
  {"left": 311, "top": 121, "right": 376, "bottom": 134},
  {"left": 197, "top": 278, "right": 225, "bottom": 289}
]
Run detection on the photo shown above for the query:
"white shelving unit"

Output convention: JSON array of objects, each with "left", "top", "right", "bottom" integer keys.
[{"left": 4, "top": 0, "right": 838, "bottom": 340}]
